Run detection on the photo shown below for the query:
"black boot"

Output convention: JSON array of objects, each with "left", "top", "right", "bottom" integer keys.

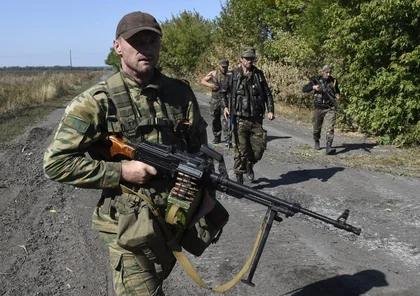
[
  {"left": 235, "top": 173, "right": 244, "bottom": 184},
  {"left": 246, "top": 163, "right": 254, "bottom": 182},
  {"left": 314, "top": 140, "right": 320, "bottom": 150},
  {"left": 326, "top": 142, "right": 336, "bottom": 155},
  {"left": 212, "top": 136, "right": 221, "bottom": 144}
]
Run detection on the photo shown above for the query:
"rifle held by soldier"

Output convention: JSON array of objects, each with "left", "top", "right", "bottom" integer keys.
[
  {"left": 312, "top": 77, "right": 355, "bottom": 129},
  {"left": 102, "top": 135, "right": 361, "bottom": 286}
]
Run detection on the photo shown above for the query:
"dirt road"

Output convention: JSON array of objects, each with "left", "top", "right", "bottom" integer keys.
[{"left": 0, "top": 89, "right": 419, "bottom": 296}]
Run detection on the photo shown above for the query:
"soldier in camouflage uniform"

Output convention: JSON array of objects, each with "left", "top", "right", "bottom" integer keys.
[
  {"left": 303, "top": 64, "right": 340, "bottom": 155},
  {"left": 220, "top": 47, "right": 275, "bottom": 184},
  {"left": 200, "top": 60, "right": 230, "bottom": 145},
  {"left": 43, "top": 11, "right": 208, "bottom": 296}
]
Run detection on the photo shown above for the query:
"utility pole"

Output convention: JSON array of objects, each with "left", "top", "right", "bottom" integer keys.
[{"left": 69, "top": 50, "right": 73, "bottom": 69}]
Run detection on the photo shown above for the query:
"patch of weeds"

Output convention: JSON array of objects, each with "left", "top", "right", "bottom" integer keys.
[{"left": 289, "top": 145, "right": 420, "bottom": 178}]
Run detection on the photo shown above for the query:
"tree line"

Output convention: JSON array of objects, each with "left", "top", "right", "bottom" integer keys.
[{"left": 105, "top": 0, "right": 420, "bottom": 147}]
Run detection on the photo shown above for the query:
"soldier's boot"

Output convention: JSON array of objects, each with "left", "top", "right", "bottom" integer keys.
[
  {"left": 246, "top": 163, "right": 255, "bottom": 182},
  {"left": 212, "top": 135, "right": 221, "bottom": 144},
  {"left": 235, "top": 173, "right": 244, "bottom": 184},
  {"left": 326, "top": 142, "right": 336, "bottom": 155},
  {"left": 313, "top": 140, "right": 320, "bottom": 150}
]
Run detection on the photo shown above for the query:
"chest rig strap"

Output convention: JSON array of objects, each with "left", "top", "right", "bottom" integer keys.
[
  {"left": 106, "top": 72, "right": 178, "bottom": 141},
  {"left": 106, "top": 72, "right": 141, "bottom": 140}
]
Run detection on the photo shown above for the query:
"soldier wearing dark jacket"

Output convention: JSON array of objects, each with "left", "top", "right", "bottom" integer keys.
[
  {"left": 303, "top": 64, "right": 340, "bottom": 155},
  {"left": 220, "top": 47, "right": 275, "bottom": 184}
]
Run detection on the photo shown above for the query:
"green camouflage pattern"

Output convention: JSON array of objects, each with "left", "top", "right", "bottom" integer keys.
[
  {"left": 232, "top": 117, "right": 267, "bottom": 174},
  {"left": 99, "top": 232, "right": 174, "bottom": 296},
  {"left": 210, "top": 69, "right": 228, "bottom": 140},
  {"left": 44, "top": 69, "right": 208, "bottom": 233},
  {"left": 44, "top": 69, "right": 207, "bottom": 295},
  {"left": 209, "top": 97, "right": 228, "bottom": 140}
]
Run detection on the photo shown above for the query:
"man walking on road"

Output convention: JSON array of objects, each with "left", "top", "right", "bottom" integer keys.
[
  {"left": 43, "top": 11, "right": 208, "bottom": 296},
  {"left": 200, "top": 59, "right": 231, "bottom": 145},
  {"left": 220, "top": 46, "right": 275, "bottom": 184},
  {"left": 303, "top": 64, "right": 340, "bottom": 155}
]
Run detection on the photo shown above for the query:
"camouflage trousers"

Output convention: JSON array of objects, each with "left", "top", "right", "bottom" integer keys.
[
  {"left": 233, "top": 116, "right": 267, "bottom": 174},
  {"left": 99, "top": 232, "right": 175, "bottom": 296},
  {"left": 209, "top": 96, "right": 228, "bottom": 140},
  {"left": 312, "top": 107, "right": 336, "bottom": 144}
]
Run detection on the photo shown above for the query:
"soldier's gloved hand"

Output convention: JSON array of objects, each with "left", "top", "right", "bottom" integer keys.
[{"left": 121, "top": 160, "right": 157, "bottom": 185}]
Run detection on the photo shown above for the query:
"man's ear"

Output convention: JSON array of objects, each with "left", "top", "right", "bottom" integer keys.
[{"left": 114, "top": 39, "right": 122, "bottom": 56}]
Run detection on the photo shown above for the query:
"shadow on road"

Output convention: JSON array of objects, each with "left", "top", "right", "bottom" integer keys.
[
  {"left": 267, "top": 135, "right": 291, "bottom": 142},
  {"left": 283, "top": 269, "right": 388, "bottom": 296},
  {"left": 334, "top": 142, "right": 377, "bottom": 155},
  {"left": 253, "top": 167, "right": 345, "bottom": 189}
]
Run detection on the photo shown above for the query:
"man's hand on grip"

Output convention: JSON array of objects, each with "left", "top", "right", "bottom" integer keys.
[{"left": 121, "top": 160, "right": 157, "bottom": 185}]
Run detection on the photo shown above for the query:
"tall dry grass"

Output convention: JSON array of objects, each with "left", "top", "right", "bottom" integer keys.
[{"left": 0, "top": 71, "right": 102, "bottom": 116}]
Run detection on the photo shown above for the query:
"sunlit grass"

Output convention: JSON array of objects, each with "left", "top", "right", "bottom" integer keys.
[
  {"left": 291, "top": 144, "right": 420, "bottom": 178},
  {"left": 0, "top": 70, "right": 105, "bottom": 143},
  {"left": 0, "top": 70, "right": 103, "bottom": 115}
]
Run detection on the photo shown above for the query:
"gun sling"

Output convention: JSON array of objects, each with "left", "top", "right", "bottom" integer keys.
[{"left": 120, "top": 184, "right": 266, "bottom": 293}]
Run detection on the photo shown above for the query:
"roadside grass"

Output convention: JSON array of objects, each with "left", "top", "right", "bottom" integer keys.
[
  {"left": 0, "top": 94, "right": 73, "bottom": 144},
  {"left": 294, "top": 142, "right": 420, "bottom": 178},
  {"left": 0, "top": 71, "right": 104, "bottom": 144}
]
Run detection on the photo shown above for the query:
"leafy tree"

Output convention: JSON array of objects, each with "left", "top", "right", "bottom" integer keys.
[
  {"left": 159, "top": 11, "right": 213, "bottom": 78},
  {"left": 217, "top": 0, "right": 283, "bottom": 55},
  {"left": 104, "top": 47, "right": 120, "bottom": 70},
  {"left": 325, "top": 0, "right": 420, "bottom": 145}
]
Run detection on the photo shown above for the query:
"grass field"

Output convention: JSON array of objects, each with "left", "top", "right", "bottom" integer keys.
[{"left": 0, "top": 70, "right": 105, "bottom": 143}]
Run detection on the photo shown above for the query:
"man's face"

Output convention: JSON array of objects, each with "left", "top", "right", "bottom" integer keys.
[
  {"left": 114, "top": 31, "right": 161, "bottom": 76},
  {"left": 219, "top": 65, "right": 228, "bottom": 74},
  {"left": 240, "top": 56, "right": 255, "bottom": 70},
  {"left": 322, "top": 71, "right": 332, "bottom": 79}
]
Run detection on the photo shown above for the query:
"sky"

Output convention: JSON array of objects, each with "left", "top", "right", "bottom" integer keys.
[{"left": 2, "top": 0, "right": 223, "bottom": 67}]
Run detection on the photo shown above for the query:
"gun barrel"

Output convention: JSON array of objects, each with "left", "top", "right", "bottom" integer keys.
[{"left": 210, "top": 172, "right": 361, "bottom": 235}]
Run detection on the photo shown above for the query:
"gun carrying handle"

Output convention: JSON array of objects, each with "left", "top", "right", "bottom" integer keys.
[{"left": 107, "top": 135, "right": 136, "bottom": 159}]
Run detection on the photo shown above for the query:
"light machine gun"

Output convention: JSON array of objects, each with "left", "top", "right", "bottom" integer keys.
[{"left": 105, "top": 135, "right": 361, "bottom": 287}]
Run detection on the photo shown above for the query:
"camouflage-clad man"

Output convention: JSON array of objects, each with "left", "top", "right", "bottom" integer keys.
[
  {"left": 303, "top": 64, "right": 340, "bottom": 155},
  {"left": 43, "top": 11, "right": 208, "bottom": 296},
  {"left": 200, "top": 59, "right": 230, "bottom": 145},
  {"left": 220, "top": 47, "right": 275, "bottom": 184}
]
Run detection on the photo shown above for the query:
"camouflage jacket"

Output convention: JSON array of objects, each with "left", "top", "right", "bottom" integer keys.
[{"left": 43, "top": 69, "right": 208, "bottom": 232}]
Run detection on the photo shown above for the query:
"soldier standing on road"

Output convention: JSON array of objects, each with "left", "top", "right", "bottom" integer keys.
[
  {"left": 303, "top": 64, "right": 340, "bottom": 155},
  {"left": 43, "top": 11, "right": 208, "bottom": 296},
  {"left": 220, "top": 47, "right": 275, "bottom": 184},
  {"left": 200, "top": 59, "right": 231, "bottom": 146}
]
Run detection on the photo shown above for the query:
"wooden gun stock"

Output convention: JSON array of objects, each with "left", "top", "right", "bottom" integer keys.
[{"left": 108, "top": 135, "right": 136, "bottom": 159}]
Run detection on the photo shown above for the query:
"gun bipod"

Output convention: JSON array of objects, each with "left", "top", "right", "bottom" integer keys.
[{"left": 241, "top": 205, "right": 284, "bottom": 287}]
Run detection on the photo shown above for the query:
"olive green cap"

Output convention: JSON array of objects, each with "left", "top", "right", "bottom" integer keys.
[
  {"left": 219, "top": 59, "right": 229, "bottom": 67},
  {"left": 241, "top": 46, "right": 256, "bottom": 58}
]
